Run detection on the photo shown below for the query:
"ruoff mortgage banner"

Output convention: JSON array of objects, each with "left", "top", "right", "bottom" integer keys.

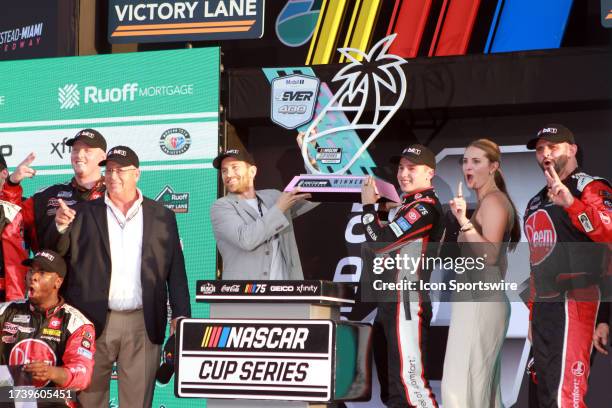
[
  {"left": 0, "top": 47, "right": 219, "bottom": 407},
  {"left": 108, "top": 0, "right": 266, "bottom": 43}
]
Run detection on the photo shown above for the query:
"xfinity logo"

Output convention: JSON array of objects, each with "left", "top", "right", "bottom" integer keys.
[{"left": 51, "top": 138, "right": 71, "bottom": 159}]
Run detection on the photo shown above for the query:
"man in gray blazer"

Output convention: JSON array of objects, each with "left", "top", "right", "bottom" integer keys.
[{"left": 210, "top": 149, "right": 316, "bottom": 280}]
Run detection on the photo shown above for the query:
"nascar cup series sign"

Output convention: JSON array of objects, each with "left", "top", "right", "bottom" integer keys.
[
  {"left": 176, "top": 319, "right": 334, "bottom": 401},
  {"left": 108, "top": 0, "right": 265, "bottom": 43}
]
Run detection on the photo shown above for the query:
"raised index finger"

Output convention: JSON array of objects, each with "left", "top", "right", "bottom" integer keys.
[
  {"left": 20, "top": 152, "right": 36, "bottom": 166},
  {"left": 456, "top": 180, "right": 463, "bottom": 198},
  {"left": 544, "top": 168, "right": 555, "bottom": 186},
  {"left": 547, "top": 165, "right": 562, "bottom": 183}
]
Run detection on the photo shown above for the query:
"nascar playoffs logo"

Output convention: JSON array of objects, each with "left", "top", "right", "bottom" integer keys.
[{"left": 271, "top": 74, "right": 319, "bottom": 129}]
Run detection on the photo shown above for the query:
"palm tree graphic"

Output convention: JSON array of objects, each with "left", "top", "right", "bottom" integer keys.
[{"left": 301, "top": 34, "right": 407, "bottom": 175}]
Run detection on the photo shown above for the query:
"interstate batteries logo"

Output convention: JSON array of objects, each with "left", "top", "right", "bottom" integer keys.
[
  {"left": 160, "top": 128, "right": 191, "bottom": 155},
  {"left": 155, "top": 185, "right": 189, "bottom": 213},
  {"left": 58, "top": 82, "right": 195, "bottom": 110}
]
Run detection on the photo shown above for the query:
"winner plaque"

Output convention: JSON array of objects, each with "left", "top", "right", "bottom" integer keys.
[{"left": 284, "top": 174, "right": 400, "bottom": 203}]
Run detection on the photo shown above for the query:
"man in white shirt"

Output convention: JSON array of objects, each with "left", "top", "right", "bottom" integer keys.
[{"left": 51, "top": 146, "right": 190, "bottom": 407}]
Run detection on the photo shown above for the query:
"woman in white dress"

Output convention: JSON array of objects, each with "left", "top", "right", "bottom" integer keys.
[{"left": 441, "top": 139, "right": 521, "bottom": 408}]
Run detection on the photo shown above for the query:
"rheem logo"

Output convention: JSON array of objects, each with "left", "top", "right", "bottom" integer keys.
[{"left": 525, "top": 210, "right": 557, "bottom": 265}]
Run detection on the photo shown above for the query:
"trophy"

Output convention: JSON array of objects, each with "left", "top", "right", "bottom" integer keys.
[{"left": 283, "top": 35, "right": 407, "bottom": 203}]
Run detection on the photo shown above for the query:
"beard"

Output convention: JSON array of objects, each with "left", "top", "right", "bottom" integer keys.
[{"left": 539, "top": 154, "right": 569, "bottom": 176}]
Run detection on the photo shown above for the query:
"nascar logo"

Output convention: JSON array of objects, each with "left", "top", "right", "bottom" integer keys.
[
  {"left": 201, "top": 325, "right": 309, "bottom": 350},
  {"left": 243, "top": 283, "right": 266, "bottom": 293}
]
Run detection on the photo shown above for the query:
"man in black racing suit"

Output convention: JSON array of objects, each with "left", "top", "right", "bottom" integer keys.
[
  {"left": 0, "top": 249, "right": 95, "bottom": 407},
  {"left": 360, "top": 144, "right": 444, "bottom": 408},
  {"left": 524, "top": 124, "right": 611, "bottom": 408}
]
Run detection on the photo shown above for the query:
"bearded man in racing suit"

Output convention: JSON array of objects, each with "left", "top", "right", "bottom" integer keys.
[
  {"left": 0, "top": 249, "right": 95, "bottom": 407},
  {"left": 524, "top": 124, "right": 611, "bottom": 408},
  {"left": 360, "top": 144, "right": 444, "bottom": 408}
]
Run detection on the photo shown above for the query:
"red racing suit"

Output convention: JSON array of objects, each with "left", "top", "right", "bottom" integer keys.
[
  {"left": 0, "top": 299, "right": 95, "bottom": 406},
  {"left": 524, "top": 169, "right": 611, "bottom": 408},
  {"left": 0, "top": 184, "right": 28, "bottom": 301},
  {"left": 2, "top": 177, "right": 105, "bottom": 252},
  {"left": 361, "top": 187, "right": 444, "bottom": 408}
]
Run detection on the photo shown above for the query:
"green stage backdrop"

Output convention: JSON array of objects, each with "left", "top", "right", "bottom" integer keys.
[{"left": 0, "top": 47, "right": 219, "bottom": 407}]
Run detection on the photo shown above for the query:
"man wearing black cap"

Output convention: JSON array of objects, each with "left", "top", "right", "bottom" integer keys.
[
  {"left": 1, "top": 129, "right": 107, "bottom": 252},
  {"left": 0, "top": 249, "right": 95, "bottom": 398},
  {"left": 0, "top": 153, "right": 29, "bottom": 301},
  {"left": 210, "top": 148, "right": 315, "bottom": 280},
  {"left": 360, "top": 144, "right": 444, "bottom": 408},
  {"left": 50, "top": 146, "right": 190, "bottom": 407},
  {"left": 524, "top": 124, "right": 612, "bottom": 407}
]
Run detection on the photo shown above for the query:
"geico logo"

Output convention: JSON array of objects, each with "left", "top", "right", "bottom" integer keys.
[
  {"left": 84, "top": 83, "right": 138, "bottom": 104},
  {"left": 270, "top": 285, "right": 294, "bottom": 292},
  {"left": 223, "top": 327, "right": 309, "bottom": 350}
]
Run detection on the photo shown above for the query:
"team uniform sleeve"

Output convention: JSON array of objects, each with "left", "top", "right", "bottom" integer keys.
[
  {"left": 3, "top": 181, "right": 38, "bottom": 252},
  {"left": 362, "top": 202, "right": 437, "bottom": 254},
  {"left": 565, "top": 180, "right": 612, "bottom": 243},
  {"left": 57, "top": 324, "right": 96, "bottom": 390}
]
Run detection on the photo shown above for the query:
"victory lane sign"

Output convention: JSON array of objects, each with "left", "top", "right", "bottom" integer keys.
[
  {"left": 108, "top": 0, "right": 265, "bottom": 43},
  {"left": 175, "top": 319, "right": 334, "bottom": 401}
]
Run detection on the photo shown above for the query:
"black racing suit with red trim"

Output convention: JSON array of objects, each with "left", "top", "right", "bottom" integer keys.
[
  {"left": 0, "top": 299, "right": 95, "bottom": 407},
  {"left": 1, "top": 178, "right": 105, "bottom": 253},
  {"left": 361, "top": 187, "right": 444, "bottom": 408},
  {"left": 524, "top": 169, "right": 611, "bottom": 408}
]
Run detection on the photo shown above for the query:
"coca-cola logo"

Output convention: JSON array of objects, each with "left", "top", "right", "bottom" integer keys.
[
  {"left": 525, "top": 210, "right": 557, "bottom": 265},
  {"left": 9, "top": 339, "right": 57, "bottom": 387}
]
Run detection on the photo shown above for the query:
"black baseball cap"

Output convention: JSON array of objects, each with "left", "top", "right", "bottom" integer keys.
[
  {"left": 156, "top": 334, "right": 175, "bottom": 384},
  {"left": 212, "top": 149, "right": 255, "bottom": 169},
  {"left": 0, "top": 154, "right": 6, "bottom": 171},
  {"left": 390, "top": 144, "right": 436, "bottom": 169},
  {"left": 99, "top": 146, "right": 139, "bottom": 168},
  {"left": 527, "top": 124, "right": 575, "bottom": 150},
  {"left": 66, "top": 129, "right": 107, "bottom": 151},
  {"left": 22, "top": 250, "right": 67, "bottom": 278}
]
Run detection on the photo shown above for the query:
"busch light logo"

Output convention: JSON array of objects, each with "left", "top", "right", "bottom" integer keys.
[
  {"left": 58, "top": 84, "right": 80, "bottom": 110},
  {"left": 160, "top": 128, "right": 191, "bottom": 155},
  {"left": 271, "top": 74, "right": 320, "bottom": 129}
]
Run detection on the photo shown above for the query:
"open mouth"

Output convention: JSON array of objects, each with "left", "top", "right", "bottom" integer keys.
[
  {"left": 27, "top": 287, "right": 35, "bottom": 297},
  {"left": 466, "top": 174, "right": 474, "bottom": 184}
]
